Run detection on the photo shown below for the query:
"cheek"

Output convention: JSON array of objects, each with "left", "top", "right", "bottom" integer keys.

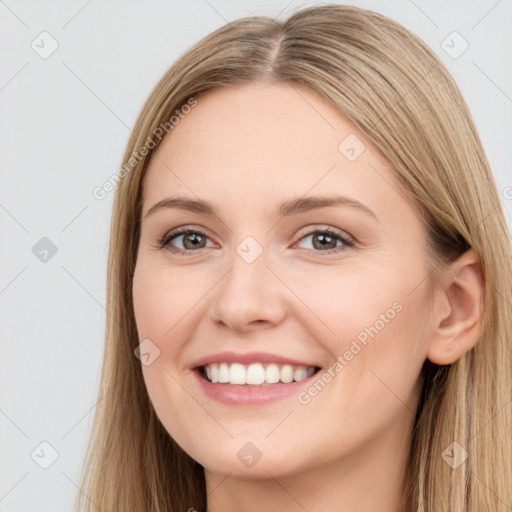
[
  {"left": 132, "top": 262, "right": 198, "bottom": 444},
  {"left": 292, "top": 260, "right": 429, "bottom": 402},
  {"left": 132, "top": 260, "right": 202, "bottom": 340},
  {"left": 132, "top": 262, "right": 189, "bottom": 403},
  {"left": 293, "top": 299, "right": 426, "bottom": 464},
  {"left": 279, "top": 262, "right": 406, "bottom": 351}
]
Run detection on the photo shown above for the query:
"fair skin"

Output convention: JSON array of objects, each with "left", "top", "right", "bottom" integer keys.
[{"left": 132, "top": 82, "right": 484, "bottom": 512}]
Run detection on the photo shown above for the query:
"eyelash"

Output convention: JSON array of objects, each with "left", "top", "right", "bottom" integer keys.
[{"left": 156, "top": 226, "right": 355, "bottom": 256}]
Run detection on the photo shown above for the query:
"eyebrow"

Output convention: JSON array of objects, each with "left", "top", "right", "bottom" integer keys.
[{"left": 143, "top": 195, "right": 379, "bottom": 222}]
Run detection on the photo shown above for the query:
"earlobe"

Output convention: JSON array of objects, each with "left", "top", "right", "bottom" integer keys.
[{"left": 426, "top": 249, "right": 485, "bottom": 365}]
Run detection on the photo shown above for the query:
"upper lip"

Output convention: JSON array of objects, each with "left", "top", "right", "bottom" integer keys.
[{"left": 191, "top": 351, "right": 320, "bottom": 369}]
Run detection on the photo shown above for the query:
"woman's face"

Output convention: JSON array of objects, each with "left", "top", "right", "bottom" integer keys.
[{"left": 132, "top": 82, "right": 435, "bottom": 479}]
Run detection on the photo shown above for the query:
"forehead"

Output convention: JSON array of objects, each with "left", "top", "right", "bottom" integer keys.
[{"left": 142, "top": 82, "right": 402, "bottom": 218}]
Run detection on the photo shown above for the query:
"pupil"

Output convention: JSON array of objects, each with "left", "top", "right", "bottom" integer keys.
[
  {"left": 184, "top": 233, "right": 204, "bottom": 250},
  {"left": 314, "top": 233, "right": 335, "bottom": 250}
]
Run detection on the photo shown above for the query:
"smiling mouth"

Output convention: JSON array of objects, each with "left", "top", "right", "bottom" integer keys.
[{"left": 197, "top": 362, "right": 321, "bottom": 386}]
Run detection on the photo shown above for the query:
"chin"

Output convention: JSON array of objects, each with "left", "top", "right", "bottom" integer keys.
[{"left": 196, "top": 445, "right": 305, "bottom": 480}]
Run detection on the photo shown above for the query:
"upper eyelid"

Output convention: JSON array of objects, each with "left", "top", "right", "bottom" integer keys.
[
  {"left": 164, "top": 224, "right": 350, "bottom": 237},
  {"left": 297, "top": 225, "right": 353, "bottom": 240}
]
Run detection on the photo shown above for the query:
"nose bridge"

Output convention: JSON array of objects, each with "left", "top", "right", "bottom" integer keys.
[
  {"left": 232, "top": 236, "right": 268, "bottom": 287},
  {"left": 209, "top": 235, "right": 284, "bottom": 329}
]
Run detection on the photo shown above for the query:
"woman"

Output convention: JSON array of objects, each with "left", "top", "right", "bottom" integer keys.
[{"left": 75, "top": 4, "right": 512, "bottom": 511}]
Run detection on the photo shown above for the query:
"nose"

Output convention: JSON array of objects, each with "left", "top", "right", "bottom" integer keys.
[{"left": 208, "top": 246, "right": 287, "bottom": 333}]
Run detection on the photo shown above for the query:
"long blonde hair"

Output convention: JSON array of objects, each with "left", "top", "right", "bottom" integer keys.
[{"left": 75, "top": 5, "right": 512, "bottom": 511}]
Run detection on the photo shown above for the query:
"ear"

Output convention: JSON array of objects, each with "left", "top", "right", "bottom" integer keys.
[{"left": 426, "top": 248, "right": 485, "bottom": 365}]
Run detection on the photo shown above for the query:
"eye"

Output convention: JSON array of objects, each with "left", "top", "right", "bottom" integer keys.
[
  {"left": 294, "top": 227, "right": 354, "bottom": 255},
  {"left": 156, "top": 226, "right": 354, "bottom": 256},
  {"left": 157, "top": 227, "right": 214, "bottom": 255}
]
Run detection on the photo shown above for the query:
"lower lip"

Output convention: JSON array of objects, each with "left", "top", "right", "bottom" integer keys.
[{"left": 192, "top": 368, "right": 320, "bottom": 406}]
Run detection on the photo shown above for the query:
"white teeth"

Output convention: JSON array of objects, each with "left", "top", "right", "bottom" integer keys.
[
  {"left": 280, "top": 364, "right": 294, "bottom": 383},
  {"left": 246, "top": 363, "right": 266, "bottom": 385},
  {"left": 218, "top": 362, "right": 230, "bottom": 383},
  {"left": 202, "top": 362, "right": 317, "bottom": 385},
  {"left": 211, "top": 364, "right": 219, "bottom": 383},
  {"left": 265, "top": 363, "right": 280, "bottom": 383},
  {"left": 229, "top": 363, "right": 246, "bottom": 384},
  {"left": 294, "top": 367, "right": 309, "bottom": 381}
]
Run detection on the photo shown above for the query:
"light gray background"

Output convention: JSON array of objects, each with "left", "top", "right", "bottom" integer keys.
[{"left": 0, "top": 1, "right": 511, "bottom": 510}]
